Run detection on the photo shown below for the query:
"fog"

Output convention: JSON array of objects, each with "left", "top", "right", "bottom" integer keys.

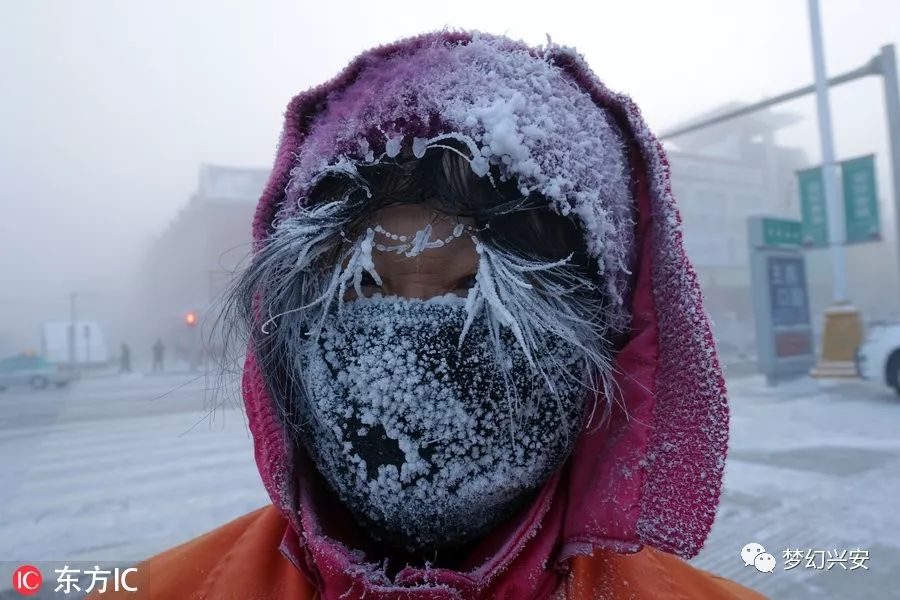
[
  {"left": 2, "top": 0, "right": 899, "bottom": 356},
  {"left": 4, "top": 4, "right": 900, "bottom": 597}
]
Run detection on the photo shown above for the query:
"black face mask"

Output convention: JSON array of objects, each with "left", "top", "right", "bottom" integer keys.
[{"left": 294, "top": 294, "right": 587, "bottom": 553}]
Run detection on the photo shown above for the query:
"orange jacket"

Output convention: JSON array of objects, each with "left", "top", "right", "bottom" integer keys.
[{"left": 87, "top": 506, "right": 765, "bottom": 600}]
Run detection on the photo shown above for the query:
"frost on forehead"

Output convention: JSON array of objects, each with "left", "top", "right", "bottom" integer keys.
[
  {"left": 283, "top": 34, "right": 635, "bottom": 331},
  {"left": 295, "top": 295, "right": 587, "bottom": 551}
]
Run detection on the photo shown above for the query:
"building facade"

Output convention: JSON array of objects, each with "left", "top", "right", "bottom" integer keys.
[
  {"left": 664, "top": 104, "right": 809, "bottom": 360},
  {"left": 137, "top": 165, "right": 268, "bottom": 368}
]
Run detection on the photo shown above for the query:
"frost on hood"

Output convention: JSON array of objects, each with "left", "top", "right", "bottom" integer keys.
[
  {"left": 280, "top": 33, "right": 635, "bottom": 332},
  {"left": 237, "top": 31, "right": 731, "bottom": 594},
  {"left": 295, "top": 294, "right": 586, "bottom": 552}
]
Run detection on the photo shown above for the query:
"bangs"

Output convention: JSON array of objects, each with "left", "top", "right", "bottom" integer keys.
[{"left": 306, "top": 140, "right": 595, "bottom": 270}]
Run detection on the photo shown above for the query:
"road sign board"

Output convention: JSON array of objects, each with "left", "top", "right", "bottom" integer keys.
[
  {"left": 841, "top": 154, "right": 881, "bottom": 243},
  {"left": 767, "top": 255, "right": 811, "bottom": 328},
  {"left": 761, "top": 217, "right": 803, "bottom": 247},
  {"left": 747, "top": 218, "right": 815, "bottom": 381},
  {"left": 797, "top": 157, "right": 882, "bottom": 246},
  {"left": 798, "top": 166, "right": 829, "bottom": 246}
]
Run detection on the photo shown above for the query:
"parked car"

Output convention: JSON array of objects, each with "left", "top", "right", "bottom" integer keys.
[
  {"left": 0, "top": 353, "right": 77, "bottom": 391},
  {"left": 856, "top": 322, "right": 900, "bottom": 395}
]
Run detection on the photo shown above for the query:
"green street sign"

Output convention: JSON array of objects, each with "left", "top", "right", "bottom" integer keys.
[
  {"left": 761, "top": 217, "right": 803, "bottom": 247},
  {"left": 842, "top": 154, "right": 881, "bottom": 243},
  {"left": 797, "top": 166, "right": 828, "bottom": 247}
]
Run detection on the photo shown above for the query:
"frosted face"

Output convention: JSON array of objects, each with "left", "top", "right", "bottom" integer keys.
[
  {"left": 345, "top": 204, "right": 479, "bottom": 301},
  {"left": 297, "top": 295, "right": 587, "bottom": 551},
  {"left": 268, "top": 201, "right": 602, "bottom": 552}
]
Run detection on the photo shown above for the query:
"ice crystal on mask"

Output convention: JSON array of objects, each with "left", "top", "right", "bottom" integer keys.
[{"left": 295, "top": 295, "right": 586, "bottom": 551}]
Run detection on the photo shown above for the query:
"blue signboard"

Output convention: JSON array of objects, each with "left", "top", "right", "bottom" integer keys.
[
  {"left": 748, "top": 217, "right": 816, "bottom": 380},
  {"left": 767, "top": 256, "right": 811, "bottom": 328}
]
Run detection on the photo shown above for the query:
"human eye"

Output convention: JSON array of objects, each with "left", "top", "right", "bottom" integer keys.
[
  {"left": 360, "top": 271, "right": 381, "bottom": 288},
  {"left": 454, "top": 273, "right": 477, "bottom": 291}
]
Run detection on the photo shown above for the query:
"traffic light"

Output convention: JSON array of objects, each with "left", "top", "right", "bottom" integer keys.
[{"left": 185, "top": 311, "right": 198, "bottom": 327}]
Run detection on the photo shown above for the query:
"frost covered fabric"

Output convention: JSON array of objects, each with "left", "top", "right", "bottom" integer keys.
[
  {"left": 275, "top": 33, "right": 635, "bottom": 332},
  {"left": 298, "top": 295, "right": 586, "bottom": 552},
  {"left": 243, "top": 30, "right": 730, "bottom": 600}
]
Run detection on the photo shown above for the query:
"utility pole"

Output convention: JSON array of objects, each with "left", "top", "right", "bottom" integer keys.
[
  {"left": 658, "top": 48, "right": 900, "bottom": 278},
  {"left": 807, "top": 0, "right": 846, "bottom": 302},
  {"left": 657, "top": 22, "right": 900, "bottom": 379},
  {"left": 69, "top": 292, "right": 78, "bottom": 369},
  {"left": 879, "top": 44, "right": 900, "bottom": 286},
  {"left": 807, "top": 0, "right": 861, "bottom": 377}
]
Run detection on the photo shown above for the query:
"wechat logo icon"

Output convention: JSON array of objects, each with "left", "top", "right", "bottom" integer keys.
[{"left": 741, "top": 542, "right": 777, "bottom": 573}]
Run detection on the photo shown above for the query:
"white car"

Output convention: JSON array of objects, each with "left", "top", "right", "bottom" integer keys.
[
  {"left": 856, "top": 322, "right": 900, "bottom": 394},
  {"left": 0, "top": 353, "right": 77, "bottom": 391}
]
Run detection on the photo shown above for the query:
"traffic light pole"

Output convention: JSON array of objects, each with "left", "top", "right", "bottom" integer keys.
[
  {"left": 658, "top": 62, "right": 881, "bottom": 140},
  {"left": 806, "top": 0, "right": 862, "bottom": 377},
  {"left": 807, "top": 0, "right": 846, "bottom": 303},
  {"left": 661, "top": 44, "right": 900, "bottom": 297},
  {"left": 660, "top": 6, "right": 900, "bottom": 377}
]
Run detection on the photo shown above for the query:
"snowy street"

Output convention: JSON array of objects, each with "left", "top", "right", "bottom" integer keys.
[
  {"left": 1, "top": 371, "right": 898, "bottom": 599},
  {"left": 691, "top": 375, "right": 900, "bottom": 598},
  {"left": 0, "top": 371, "right": 268, "bottom": 597}
]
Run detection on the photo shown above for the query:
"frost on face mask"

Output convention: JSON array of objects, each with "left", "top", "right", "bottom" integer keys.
[{"left": 294, "top": 294, "right": 587, "bottom": 552}]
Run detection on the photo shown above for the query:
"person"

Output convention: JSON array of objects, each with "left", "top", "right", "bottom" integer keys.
[
  {"left": 118, "top": 342, "right": 131, "bottom": 374},
  {"left": 92, "top": 32, "right": 763, "bottom": 599},
  {"left": 151, "top": 338, "right": 164, "bottom": 373}
]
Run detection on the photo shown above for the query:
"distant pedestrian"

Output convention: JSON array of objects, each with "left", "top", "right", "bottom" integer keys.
[
  {"left": 119, "top": 342, "right": 132, "bottom": 374},
  {"left": 152, "top": 338, "right": 165, "bottom": 373}
]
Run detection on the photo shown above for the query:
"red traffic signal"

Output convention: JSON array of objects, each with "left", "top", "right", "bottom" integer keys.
[{"left": 185, "top": 311, "right": 198, "bottom": 327}]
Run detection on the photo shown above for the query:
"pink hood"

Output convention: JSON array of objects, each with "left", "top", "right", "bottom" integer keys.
[{"left": 242, "top": 31, "right": 729, "bottom": 599}]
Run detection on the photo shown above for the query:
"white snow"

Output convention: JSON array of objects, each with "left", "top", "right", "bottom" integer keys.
[
  {"left": 0, "top": 373, "right": 266, "bottom": 571},
  {"left": 690, "top": 375, "right": 900, "bottom": 599},
  {"left": 282, "top": 34, "right": 636, "bottom": 331},
  {"left": 0, "top": 372, "right": 897, "bottom": 598}
]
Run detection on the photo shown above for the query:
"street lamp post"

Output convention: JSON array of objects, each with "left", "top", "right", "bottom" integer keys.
[
  {"left": 807, "top": 0, "right": 846, "bottom": 302},
  {"left": 880, "top": 44, "right": 900, "bottom": 284},
  {"left": 659, "top": 12, "right": 900, "bottom": 378},
  {"left": 806, "top": 0, "right": 862, "bottom": 377}
]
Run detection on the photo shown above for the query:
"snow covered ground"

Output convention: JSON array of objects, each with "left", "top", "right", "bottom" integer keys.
[
  {"left": 1, "top": 370, "right": 898, "bottom": 598},
  {"left": 691, "top": 374, "right": 900, "bottom": 599},
  {"left": 0, "top": 372, "right": 268, "bottom": 599}
]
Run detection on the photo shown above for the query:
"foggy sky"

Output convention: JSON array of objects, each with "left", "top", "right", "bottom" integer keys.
[{"left": 1, "top": 0, "right": 899, "bottom": 353}]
